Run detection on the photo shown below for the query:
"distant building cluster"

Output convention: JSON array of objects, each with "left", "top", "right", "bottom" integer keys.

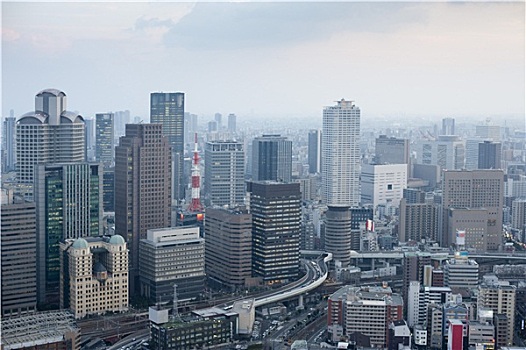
[{"left": 1, "top": 89, "right": 526, "bottom": 348}]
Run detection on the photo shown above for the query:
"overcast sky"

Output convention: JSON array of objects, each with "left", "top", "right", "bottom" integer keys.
[{"left": 2, "top": 1, "right": 524, "bottom": 123}]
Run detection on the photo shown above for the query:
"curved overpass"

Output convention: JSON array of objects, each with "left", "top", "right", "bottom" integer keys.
[
  {"left": 221, "top": 252, "right": 332, "bottom": 310},
  {"left": 253, "top": 252, "right": 332, "bottom": 307}
]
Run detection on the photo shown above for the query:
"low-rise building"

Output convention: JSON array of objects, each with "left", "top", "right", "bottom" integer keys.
[{"left": 0, "top": 310, "right": 80, "bottom": 350}]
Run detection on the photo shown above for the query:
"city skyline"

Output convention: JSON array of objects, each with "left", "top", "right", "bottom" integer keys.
[{"left": 2, "top": 2, "right": 524, "bottom": 122}]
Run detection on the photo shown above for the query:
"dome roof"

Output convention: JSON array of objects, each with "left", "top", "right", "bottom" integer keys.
[
  {"left": 36, "top": 88, "right": 66, "bottom": 97},
  {"left": 72, "top": 238, "right": 89, "bottom": 250},
  {"left": 108, "top": 235, "right": 125, "bottom": 245}
]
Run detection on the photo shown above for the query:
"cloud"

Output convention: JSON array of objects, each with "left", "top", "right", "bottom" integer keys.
[
  {"left": 2, "top": 28, "right": 20, "bottom": 42},
  {"left": 163, "top": 2, "right": 424, "bottom": 51}
]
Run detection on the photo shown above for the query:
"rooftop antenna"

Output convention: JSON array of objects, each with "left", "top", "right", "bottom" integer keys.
[
  {"left": 172, "top": 284, "right": 182, "bottom": 322},
  {"left": 188, "top": 132, "right": 204, "bottom": 212}
]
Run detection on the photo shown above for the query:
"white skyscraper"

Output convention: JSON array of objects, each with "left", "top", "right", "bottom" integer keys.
[{"left": 322, "top": 99, "right": 360, "bottom": 206}]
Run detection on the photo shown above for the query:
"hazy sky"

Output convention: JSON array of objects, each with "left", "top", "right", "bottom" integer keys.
[{"left": 2, "top": 1, "right": 525, "bottom": 122}]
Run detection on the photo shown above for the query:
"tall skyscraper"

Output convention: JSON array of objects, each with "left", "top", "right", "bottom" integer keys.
[
  {"left": 308, "top": 129, "right": 321, "bottom": 174},
  {"left": 34, "top": 162, "right": 103, "bottom": 307},
  {"left": 204, "top": 141, "right": 245, "bottom": 207},
  {"left": 375, "top": 135, "right": 410, "bottom": 165},
  {"left": 16, "top": 89, "right": 85, "bottom": 189},
  {"left": 478, "top": 141, "right": 502, "bottom": 170},
  {"left": 114, "top": 110, "right": 131, "bottom": 137},
  {"left": 84, "top": 118, "right": 95, "bottom": 157},
  {"left": 115, "top": 124, "right": 172, "bottom": 292},
  {"left": 249, "top": 181, "right": 301, "bottom": 284},
  {"left": 464, "top": 138, "right": 485, "bottom": 170},
  {"left": 214, "top": 113, "right": 222, "bottom": 130},
  {"left": 476, "top": 124, "right": 501, "bottom": 141},
  {"left": 442, "top": 169, "right": 504, "bottom": 250},
  {"left": 322, "top": 99, "right": 360, "bottom": 206},
  {"left": 2, "top": 114, "right": 16, "bottom": 172},
  {"left": 441, "top": 117, "right": 455, "bottom": 136},
  {"left": 204, "top": 208, "right": 252, "bottom": 290},
  {"left": 150, "top": 92, "right": 185, "bottom": 201},
  {"left": 252, "top": 134, "right": 292, "bottom": 183},
  {"left": 227, "top": 113, "right": 237, "bottom": 133},
  {"left": 95, "top": 113, "right": 115, "bottom": 166},
  {"left": 1, "top": 189, "right": 37, "bottom": 317},
  {"left": 324, "top": 205, "right": 352, "bottom": 269}
]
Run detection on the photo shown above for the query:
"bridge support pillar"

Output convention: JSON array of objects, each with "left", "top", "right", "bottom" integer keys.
[{"left": 298, "top": 295, "right": 304, "bottom": 310}]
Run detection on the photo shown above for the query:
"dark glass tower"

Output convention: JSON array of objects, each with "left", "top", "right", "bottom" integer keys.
[
  {"left": 308, "top": 129, "right": 321, "bottom": 174},
  {"left": 252, "top": 134, "right": 292, "bottom": 183},
  {"left": 150, "top": 92, "right": 185, "bottom": 201},
  {"left": 248, "top": 181, "right": 301, "bottom": 284},
  {"left": 34, "top": 163, "right": 102, "bottom": 308},
  {"left": 95, "top": 113, "right": 114, "bottom": 167},
  {"left": 478, "top": 141, "right": 502, "bottom": 170}
]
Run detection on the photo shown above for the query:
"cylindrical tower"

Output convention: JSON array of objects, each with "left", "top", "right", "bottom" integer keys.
[{"left": 324, "top": 205, "right": 352, "bottom": 269}]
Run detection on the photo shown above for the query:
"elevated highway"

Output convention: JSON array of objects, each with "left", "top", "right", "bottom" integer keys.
[{"left": 221, "top": 252, "right": 332, "bottom": 310}]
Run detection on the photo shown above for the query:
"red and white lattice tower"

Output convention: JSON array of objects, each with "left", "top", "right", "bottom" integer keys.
[{"left": 188, "top": 133, "right": 204, "bottom": 212}]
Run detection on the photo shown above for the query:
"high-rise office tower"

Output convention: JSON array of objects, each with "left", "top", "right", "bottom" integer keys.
[
  {"left": 252, "top": 134, "right": 292, "bottom": 183},
  {"left": 34, "top": 163, "right": 103, "bottom": 307},
  {"left": 95, "top": 113, "right": 114, "bottom": 167},
  {"left": 208, "top": 120, "right": 218, "bottom": 133},
  {"left": 84, "top": 118, "right": 95, "bottom": 157},
  {"left": 375, "top": 135, "right": 410, "bottom": 165},
  {"left": 249, "top": 181, "right": 301, "bottom": 284},
  {"left": 441, "top": 118, "right": 455, "bottom": 136},
  {"left": 150, "top": 92, "right": 185, "bottom": 201},
  {"left": 214, "top": 113, "right": 222, "bottom": 130},
  {"left": 2, "top": 114, "right": 16, "bottom": 172},
  {"left": 442, "top": 169, "right": 504, "bottom": 250},
  {"left": 103, "top": 167, "right": 115, "bottom": 212},
  {"left": 324, "top": 205, "right": 352, "bottom": 269},
  {"left": 115, "top": 124, "right": 172, "bottom": 292},
  {"left": 464, "top": 138, "right": 485, "bottom": 170},
  {"left": 1, "top": 189, "right": 37, "bottom": 317},
  {"left": 204, "top": 208, "right": 252, "bottom": 290},
  {"left": 114, "top": 110, "right": 130, "bottom": 137},
  {"left": 476, "top": 124, "right": 500, "bottom": 141},
  {"left": 227, "top": 113, "right": 237, "bottom": 133},
  {"left": 16, "top": 89, "right": 85, "bottom": 189},
  {"left": 204, "top": 141, "right": 245, "bottom": 207},
  {"left": 478, "top": 141, "right": 501, "bottom": 170},
  {"left": 322, "top": 99, "right": 360, "bottom": 206},
  {"left": 308, "top": 129, "right": 321, "bottom": 174}
]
